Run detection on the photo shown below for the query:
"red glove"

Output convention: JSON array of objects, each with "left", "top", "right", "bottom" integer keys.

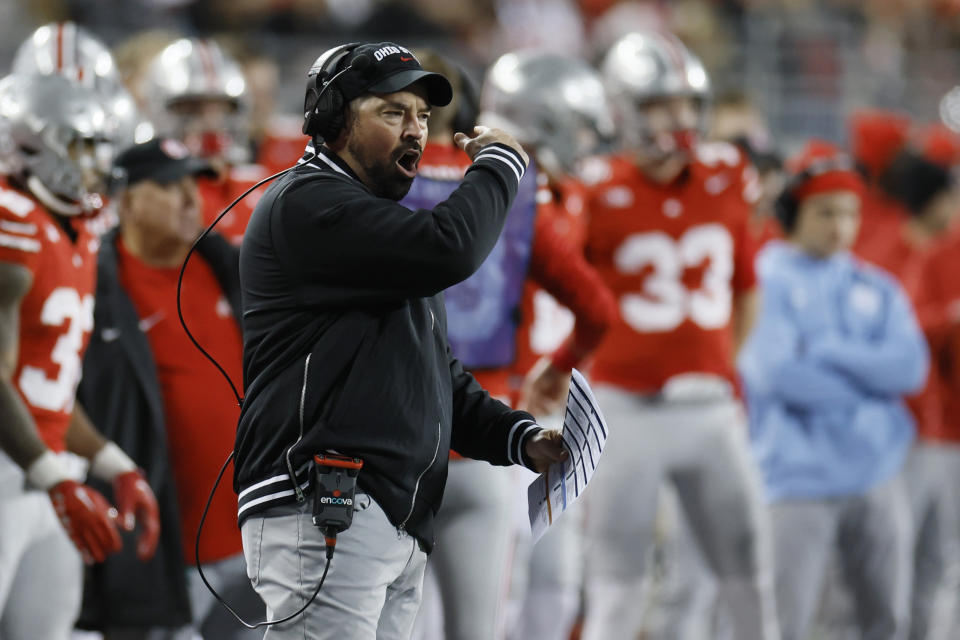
[
  {"left": 48, "top": 480, "right": 123, "bottom": 564},
  {"left": 112, "top": 470, "right": 161, "bottom": 561}
]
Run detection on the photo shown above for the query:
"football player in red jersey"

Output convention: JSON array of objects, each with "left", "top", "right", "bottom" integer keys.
[
  {"left": 12, "top": 21, "right": 154, "bottom": 152},
  {"left": 478, "top": 51, "right": 619, "bottom": 640},
  {"left": 574, "top": 30, "right": 779, "bottom": 640},
  {"left": 12, "top": 21, "right": 155, "bottom": 239},
  {"left": 863, "top": 150, "right": 960, "bottom": 640},
  {"left": 405, "top": 50, "right": 616, "bottom": 640},
  {"left": 139, "top": 38, "right": 268, "bottom": 244},
  {"left": 914, "top": 224, "right": 960, "bottom": 639},
  {"left": 0, "top": 73, "right": 159, "bottom": 639}
]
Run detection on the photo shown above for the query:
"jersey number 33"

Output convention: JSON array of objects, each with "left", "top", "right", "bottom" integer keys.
[{"left": 614, "top": 223, "right": 733, "bottom": 332}]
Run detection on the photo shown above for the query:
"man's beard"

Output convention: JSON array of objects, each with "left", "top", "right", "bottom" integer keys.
[{"left": 348, "top": 139, "right": 418, "bottom": 200}]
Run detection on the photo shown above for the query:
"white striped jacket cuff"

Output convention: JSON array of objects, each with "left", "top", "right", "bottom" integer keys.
[{"left": 471, "top": 143, "right": 527, "bottom": 186}]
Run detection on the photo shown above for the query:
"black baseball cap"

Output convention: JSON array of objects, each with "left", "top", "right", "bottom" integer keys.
[
  {"left": 112, "top": 138, "right": 217, "bottom": 190},
  {"left": 336, "top": 43, "right": 453, "bottom": 107}
]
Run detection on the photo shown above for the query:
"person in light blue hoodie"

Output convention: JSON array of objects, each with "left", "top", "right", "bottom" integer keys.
[{"left": 738, "top": 140, "right": 929, "bottom": 640}]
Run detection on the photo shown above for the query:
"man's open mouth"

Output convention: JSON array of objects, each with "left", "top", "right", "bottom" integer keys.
[{"left": 396, "top": 149, "right": 421, "bottom": 178}]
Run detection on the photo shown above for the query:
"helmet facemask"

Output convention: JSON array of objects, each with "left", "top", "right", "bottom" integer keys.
[
  {"left": 0, "top": 73, "right": 115, "bottom": 217},
  {"left": 142, "top": 39, "right": 250, "bottom": 168},
  {"left": 166, "top": 96, "right": 247, "bottom": 166},
  {"left": 613, "top": 93, "right": 707, "bottom": 163},
  {"left": 23, "top": 128, "right": 113, "bottom": 217},
  {"left": 601, "top": 30, "right": 711, "bottom": 164}
]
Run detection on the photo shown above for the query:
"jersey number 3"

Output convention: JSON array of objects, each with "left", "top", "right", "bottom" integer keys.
[
  {"left": 614, "top": 224, "right": 733, "bottom": 332},
  {"left": 19, "top": 287, "right": 94, "bottom": 412}
]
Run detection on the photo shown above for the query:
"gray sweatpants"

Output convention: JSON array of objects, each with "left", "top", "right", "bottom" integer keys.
[
  {"left": 0, "top": 491, "right": 83, "bottom": 640},
  {"left": 240, "top": 494, "right": 427, "bottom": 640},
  {"left": 411, "top": 459, "right": 514, "bottom": 640},
  {"left": 903, "top": 442, "right": 960, "bottom": 640},
  {"left": 771, "top": 475, "right": 913, "bottom": 640},
  {"left": 0, "top": 454, "right": 83, "bottom": 640},
  {"left": 580, "top": 385, "right": 779, "bottom": 640},
  {"left": 506, "top": 465, "right": 584, "bottom": 640}
]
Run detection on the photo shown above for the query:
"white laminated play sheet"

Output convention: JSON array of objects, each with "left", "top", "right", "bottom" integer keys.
[{"left": 527, "top": 368, "right": 608, "bottom": 542}]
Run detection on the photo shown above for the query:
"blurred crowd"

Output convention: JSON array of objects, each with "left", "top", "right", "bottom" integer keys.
[{"left": 6, "top": 0, "right": 960, "bottom": 146}]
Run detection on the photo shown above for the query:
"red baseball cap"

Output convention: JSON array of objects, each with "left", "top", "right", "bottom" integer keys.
[{"left": 787, "top": 139, "right": 864, "bottom": 203}]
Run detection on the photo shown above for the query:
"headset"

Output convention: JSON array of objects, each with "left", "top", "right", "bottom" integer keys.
[
  {"left": 774, "top": 155, "right": 860, "bottom": 234},
  {"left": 303, "top": 43, "right": 372, "bottom": 143},
  {"left": 173, "top": 42, "right": 374, "bottom": 630}
]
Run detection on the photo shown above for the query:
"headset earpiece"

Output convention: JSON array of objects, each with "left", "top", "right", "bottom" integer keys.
[
  {"left": 303, "top": 43, "right": 360, "bottom": 141},
  {"left": 314, "top": 73, "right": 346, "bottom": 142}
]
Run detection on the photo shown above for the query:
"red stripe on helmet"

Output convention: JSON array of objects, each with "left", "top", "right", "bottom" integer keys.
[
  {"left": 196, "top": 41, "right": 219, "bottom": 94},
  {"left": 658, "top": 30, "right": 688, "bottom": 84},
  {"left": 56, "top": 22, "right": 64, "bottom": 71}
]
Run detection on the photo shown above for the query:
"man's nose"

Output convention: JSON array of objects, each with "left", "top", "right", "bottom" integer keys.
[{"left": 403, "top": 113, "right": 425, "bottom": 140}]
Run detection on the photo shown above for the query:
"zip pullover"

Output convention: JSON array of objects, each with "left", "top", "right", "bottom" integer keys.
[{"left": 235, "top": 143, "right": 541, "bottom": 551}]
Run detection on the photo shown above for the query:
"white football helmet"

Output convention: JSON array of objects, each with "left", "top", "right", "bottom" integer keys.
[
  {"left": 0, "top": 73, "right": 115, "bottom": 216},
  {"left": 600, "top": 30, "right": 710, "bottom": 157},
  {"left": 140, "top": 38, "right": 249, "bottom": 164},
  {"left": 480, "top": 51, "right": 614, "bottom": 174},
  {"left": 13, "top": 21, "right": 154, "bottom": 150}
]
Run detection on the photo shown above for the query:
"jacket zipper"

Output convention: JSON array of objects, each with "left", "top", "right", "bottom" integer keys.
[
  {"left": 285, "top": 353, "right": 311, "bottom": 503},
  {"left": 398, "top": 420, "right": 441, "bottom": 534}
]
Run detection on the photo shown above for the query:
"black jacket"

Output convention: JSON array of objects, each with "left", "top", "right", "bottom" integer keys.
[
  {"left": 76, "top": 229, "right": 242, "bottom": 630},
  {"left": 235, "top": 144, "right": 540, "bottom": 551}
]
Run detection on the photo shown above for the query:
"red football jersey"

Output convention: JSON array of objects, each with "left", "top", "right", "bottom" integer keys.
[
  {"left": 199, "top": 164, "right": 269, "bottom": 245},
  {"left": 582, "top": 143, "right": 760, "bottom": 393},
  {"left": 853, "top": 187, "right": 909, "bottom": 261},
  {"left": 256, "top": 115, "right": 308, "bottom": 177},
  {"left": 914, "top": 232, "right": 960, "bottom": 443},
  {"left": 0, "top": 179, "right": 98, "bottom": 451},
  {"left": 513, "top": 175, "right": 590, "bottom": 380},
  {"left": 857, "top": 226, "right": 943, "bottom": 439}
]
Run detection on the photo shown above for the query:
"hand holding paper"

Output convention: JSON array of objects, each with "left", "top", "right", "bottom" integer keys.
[
  {"left": 524, "top": 429, "right": 569, "bottom": 473},
  {"left": 527, "top": 368, "right": 608, "bottom": 542}
]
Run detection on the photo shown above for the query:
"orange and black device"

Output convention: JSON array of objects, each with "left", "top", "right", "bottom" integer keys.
[{"left": 312, "top": 453, "right": 363, "bottom": 557}]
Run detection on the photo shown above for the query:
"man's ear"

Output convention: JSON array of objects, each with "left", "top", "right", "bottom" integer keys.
[{"left": 327, "top": 104, "right": 355, "bottom": 150}]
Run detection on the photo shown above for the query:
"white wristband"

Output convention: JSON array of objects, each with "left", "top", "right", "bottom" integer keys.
[
  {"left": 89, "top": 442, "right": 137, "bottom": 482},
  {"left": 25, "top": 450, "right": 71, "bottom": 491}
]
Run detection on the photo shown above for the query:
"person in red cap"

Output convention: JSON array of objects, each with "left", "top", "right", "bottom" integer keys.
[
  {"left": 740, "top": 139, "right": 928, "bottom": 640},
  {"left": 849, "top": 109, "right": 913, "bottom": 260}
]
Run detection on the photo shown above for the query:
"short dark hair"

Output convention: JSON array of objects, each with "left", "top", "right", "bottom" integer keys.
[{"left": 881, "top": 151, "right": 954, "bottom": 217}]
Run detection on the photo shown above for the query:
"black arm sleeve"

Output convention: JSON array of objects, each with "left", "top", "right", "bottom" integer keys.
[
  {"left": 447, "top": 351, "right": 542, "bottom": 469},
  {"left": 274, "top": 144, "right": 527, "bottom": 303}
]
